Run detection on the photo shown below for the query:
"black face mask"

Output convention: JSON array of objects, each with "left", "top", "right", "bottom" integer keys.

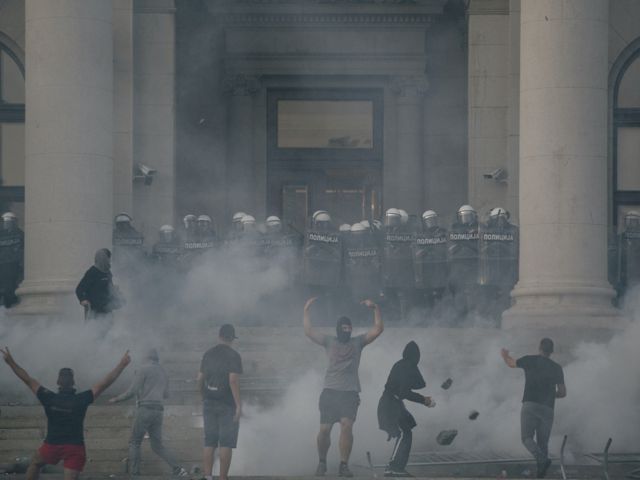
[{"left": 336, "top": 318, "right": 352, "bottom": 343}]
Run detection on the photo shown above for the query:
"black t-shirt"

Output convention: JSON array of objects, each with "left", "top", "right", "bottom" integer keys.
[
  {"left": 200, "top": 344, "right": 243, "bottom": 406},
  {"left": 36, "top": 387, "right": 94, "bottom": 445},
  {"left": 516, "top": 355, "right": 564, "bottom": 409}
]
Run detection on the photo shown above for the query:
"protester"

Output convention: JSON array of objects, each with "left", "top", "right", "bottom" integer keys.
[
  {"left": 377, "top": 341, "right": 435, "bottom": 477},
  {"left": 197, "top": 324, "right": 242, "bottom": 480},
  {"left": 304, "top": 296, "right": 384, "bottom": 477},
  {"left": 75, "top": 248, "right": 123, "bottom": 320},
  {"left": 109, "top": 348, "right": 188, "bottom": 477},
  {"left": 0, "top": 347, "right": 130, "bottom": 480},
  {"left": 501, "top": 338, "right": 566, "bottom": 479}
]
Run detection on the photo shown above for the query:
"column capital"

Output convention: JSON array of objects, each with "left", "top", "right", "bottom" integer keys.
[
  {"left": 224, "top": 74, "right": 261, "bottom": 96},
  {"left": 390, "top": 75, "right": 429, "bottom": 100}
]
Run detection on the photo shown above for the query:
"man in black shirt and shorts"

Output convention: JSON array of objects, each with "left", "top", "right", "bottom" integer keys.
[
  {"left": 501, "top": 338, "right": 566, "bottom": 479},
  {"left": 304, "top": 296, "right": 384, "bottom": 477},
  {"left": 197, "top": 324, "right": 242, "bottom": 480},
  {"left": 1, "top": 346, "right": 130, "bottom": 480}
]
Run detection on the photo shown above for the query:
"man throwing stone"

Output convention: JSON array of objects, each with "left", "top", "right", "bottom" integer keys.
[
  {"left": 501, "top": 338, "right": 566, "bottom": 479},
  {"left": 304, "top": 297, "right": 384, "bottom": 477},
  {"left": 1, "top": 347, "right": 130, "bottom": 480}
]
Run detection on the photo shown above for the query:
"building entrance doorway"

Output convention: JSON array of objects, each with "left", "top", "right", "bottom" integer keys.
[{"left": 267, "top": 88, "right": 383, "bottom": 232}]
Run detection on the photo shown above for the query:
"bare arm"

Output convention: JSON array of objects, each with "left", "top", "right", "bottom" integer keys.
[
  {"left": 1, "top": 347, "right": 40, "bottom": 395},
  {"left": 92, "top": 351, "right": 131, "bottom": 399},
  {"left": 501, "top": 348, "right": 517, "bottom": 368},
  {"left": 556, "top": 383, "right": 567, "bottom": 398},
  {"left": 196, "top": 371, "right": 204, "bottom": 395},
  {"left": 362, "top": 300, "right": 383, "bottom": 346},
  {"left": 109, "top": 368, "right": 142, "bottom": 404},
  {"left": 229, "top": 372, "right": 241, "bottom": 422},
  {"left": 303, "top": 297, "right": 326, "bottom": 346}
]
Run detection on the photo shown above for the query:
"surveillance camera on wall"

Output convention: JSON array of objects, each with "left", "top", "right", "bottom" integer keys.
[
  {"left": 133, "top": 163, "right": 157, "bottom": 186},
  {"left": 483, "top": 167, "right": 508, "bottom": 183}
]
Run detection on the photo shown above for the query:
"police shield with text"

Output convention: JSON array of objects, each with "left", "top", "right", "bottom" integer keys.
[
  {"left": 618, "top": 210, "right": 640, "bottom": 296},
  {"left": 152, "top": 225, "right": 182, "bottom": 267},
  {"left": 182, "top": 214, "right": 197, "bottom": 243},
  {"left": 413, "top": 210, "right": 448, "bottom": 308},
  {"left": 479, "top": 207, "right": 519, "bottom": 319},
  {"left": 382, "top": 208, "right": 415, "bottom": 321},
  {"left": 303, "top": 211, "right": 342, "bottom": 289},
  {"left": 0, "top": 212, "right": 24, "bottom": 308},
  {"left": 112, "top": 213, "right": 145, "bottom": 271},
  {"left": 262, "top": 215, "right": 302, "bottom": 280},
  {"left": 448, "top": 205, "right": 480, "bottom": 318},
  {"left": 344, "top": 222, "right": 382, "bottom": 303}
]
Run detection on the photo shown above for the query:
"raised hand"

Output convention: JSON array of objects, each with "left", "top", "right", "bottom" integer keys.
[{"left": 304, "top": 297, "right": 319, "bottom": 311}]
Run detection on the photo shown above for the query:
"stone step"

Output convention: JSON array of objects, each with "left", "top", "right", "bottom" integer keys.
[{"left": 0, "top": 428, "right": 43, "bottom": 439}]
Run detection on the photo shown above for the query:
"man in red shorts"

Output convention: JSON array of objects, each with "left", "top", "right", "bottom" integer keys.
[{"left": 1, "top": 346, "right": 131, "bottom": 480}]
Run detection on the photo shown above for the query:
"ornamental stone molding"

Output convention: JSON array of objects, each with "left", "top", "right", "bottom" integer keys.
[
  {"left": 215, "top": 13, "right": 435, "bottom": 25},
  {"left": 223, "top": 74, "right": 262, "bottom": 96},
  {"left": 390, "top": 75, "right": 429, "bottom": 98}
]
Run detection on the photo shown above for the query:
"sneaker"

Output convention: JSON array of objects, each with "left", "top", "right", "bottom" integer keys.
[
  {"left": 315, "top": 461, "right": 327, "bottom": 477},
  {"left": 384, "top": 467, "right": 413, "bottom": 477},
  {"left": 536, "top": 459, "right": 551, "bottom": 478},
  {"left": 173, "top": 467, "right": 189, "bottom": 477},
  {"left": 339, "top": 462, "right": 354, "bottom": 478}
]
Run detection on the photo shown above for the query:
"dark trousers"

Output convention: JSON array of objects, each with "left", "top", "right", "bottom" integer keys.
[
  {"left": 389, "top": 413, "right": 414, "bottom": 470},
  {"left": 520, "top": 401, "right": 554, "bottom": 465},
  {"left": 129, "top": 406, "right": 178, "bottom": 474}
]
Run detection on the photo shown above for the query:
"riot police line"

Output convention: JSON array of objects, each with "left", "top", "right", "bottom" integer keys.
[{"left": 3, "top": 208, "right": 640, "bottom": 316}]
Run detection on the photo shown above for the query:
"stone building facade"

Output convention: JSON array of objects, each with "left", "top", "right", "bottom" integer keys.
[{"left": 0, "top": 0, "right": 639, "bottom": 329}]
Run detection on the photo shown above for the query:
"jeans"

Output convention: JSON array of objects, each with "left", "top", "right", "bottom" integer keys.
[
  {"left": 128, "top": 406, "right": 178, "bottom": 475},
  {"left": 520, "top": 401, "right": 554, "bottom": 465}
]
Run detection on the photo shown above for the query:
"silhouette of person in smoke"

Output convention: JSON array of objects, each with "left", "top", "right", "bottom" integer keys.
[
  {"left": 0, "top": 347, "right": 130, "bottom": 480},
  {"left": 75, "top": 248, "right": 124, "bottom": 322},
  {"left": 304, "top": 296, "right": 384, "bottom": 477},
  {"left": 501, "top": 338, "right": 566, "bottom": 479}
]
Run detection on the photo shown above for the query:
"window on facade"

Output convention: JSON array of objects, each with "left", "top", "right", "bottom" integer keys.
[
  {"left": 277, "top": 100, "right": 373, "bottom": 149},
  {"left": 0, "top": 45, "right": 25, "bottom": 218},
  {"left": 613, "top": 51, "right": 640, "bottom": 231}
]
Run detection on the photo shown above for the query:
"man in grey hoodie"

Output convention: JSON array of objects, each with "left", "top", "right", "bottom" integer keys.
[{"left": 110, "top": 349, "right": 187, "bottom": 477}]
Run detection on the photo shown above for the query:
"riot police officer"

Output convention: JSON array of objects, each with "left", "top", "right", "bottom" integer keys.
[
  {"left": 382, "top": 208, "right": 415, "bottom": 321},
  {"left": 182, "top": 214, "right": 197, "bottom": 243},
  {"left": 478, "top": 207, "right": 519, "bottom": 320},
  {"left": 0, "top": 212, "right": 24, "bottom": 308},
  {"left": 263, "top": 216, "right": 302, "bottom": 269},
  {"left": 618, "top": 210, "right": 640, "bottom": 297},
  {"left": 448, "top": 205, "right": 480, "bottom": 319},
  {"left": 344, "top": 222, "right": 382, "bottom": 304},
  {"left": 303, "top": 211, "right": 342, "bottom": 288},
  {"left": 152, "top": 225, "right": 182, "bottom": 266},
  {"left": 112, "top": 213, "right": 145, "bottom": 273},
  {"left": 413, "top": 210, "right": 448, "bottom": 311}
]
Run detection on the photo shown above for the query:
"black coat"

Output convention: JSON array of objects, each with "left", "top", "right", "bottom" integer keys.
[
  {"left": 75, "top": 266, "right": 117, "bottom": 314},
  {"left": 377, "top": 341, "right": 426, "bottom": 438}
]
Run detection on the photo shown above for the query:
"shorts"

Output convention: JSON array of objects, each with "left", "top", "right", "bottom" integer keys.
[
  {"left": 38, "top": 443, "right": 86, "bottom": 472},
  {"left": 203, "top": 401, "right": 239, "bottom": 448},
  {"left": 319, "top": 388, "right": 360, "bottom": 425}
]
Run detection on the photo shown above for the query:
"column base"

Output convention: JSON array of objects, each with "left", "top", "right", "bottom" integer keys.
[
  {"left": 502, "top": 282, "right": 626, "bottom": 337},
  {"left": 9, "top": 279, "right": 79, "bottom": 316}
]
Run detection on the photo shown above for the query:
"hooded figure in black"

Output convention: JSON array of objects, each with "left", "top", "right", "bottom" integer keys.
[
  {"left": 377, "top": 341, "right": 433, "bottom": 476},
  {"left": 75, "top": 248, "right": 123, "bottom": 318}
]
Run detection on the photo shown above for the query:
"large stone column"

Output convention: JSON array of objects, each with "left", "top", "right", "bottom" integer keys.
[
  {"left": 225, "top": 74, "right": 259, "bottom": 214},
  {"left": 391, "top": 76, "right": 428, "bottom": 214},
  {"left": 503, "top": 0, "right": 618, "bottom": 330},
  {"left": 16, "top": 0, "right": 113, "bottom": 314}
]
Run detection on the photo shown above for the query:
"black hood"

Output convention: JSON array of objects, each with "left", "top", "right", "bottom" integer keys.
[{"left": 402, "top": 341, "right": 420, "bottom": 365}]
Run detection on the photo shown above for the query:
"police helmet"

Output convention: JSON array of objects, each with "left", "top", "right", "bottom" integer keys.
[
  {"left": 233, "top": 211, "right": 247, "bottom": 223},
  {"left": 183, "top": 214, "right": 196, "bottom": 229},
  {"left": 114, "top": 212, "right": 132, "bottom": 224},
  {"left": 197, "top": 215, "right": 212, "bottom": 224},
  {"left": 159, "top": 224, "right": 175, "bottom": 241},
  {"left": 241, "top": 215, "right": 256, "bottom": 227},
  {"left": 457, "top": 205, "right": 477, "bottom": 225},
  {"left": 1, "top": 212, "right": 17, "bottom": 230},
  {"left": 384, "top": 208, "right": 401, "bottom": 228},
  {"left": 339, "top": 223, "right": 351, "bottom": 232},
  {"left": 312, "top": 210, "right": 331, "bottom": 223},
  {"left": 625, "top": 211, "right": 640, "bottom": 228},
  {"left": 398, "top": 209, "right": 409, "bottom": 225},
  {"left": 422, "top": 210, "right": 438, "bottom": 228},
  {"left": 489, "top": 207, "right": 509, "bottom": 219},
  {"left": 350, "top": 222, "right": 367, "bottom": 233},
  {"left": 265, "top": 215, "right": 282, "bottom": 233}
]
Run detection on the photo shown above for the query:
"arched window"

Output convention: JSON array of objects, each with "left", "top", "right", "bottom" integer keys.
[{"left": 613, "top": 46, "right": 640, "bottom": 229}]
